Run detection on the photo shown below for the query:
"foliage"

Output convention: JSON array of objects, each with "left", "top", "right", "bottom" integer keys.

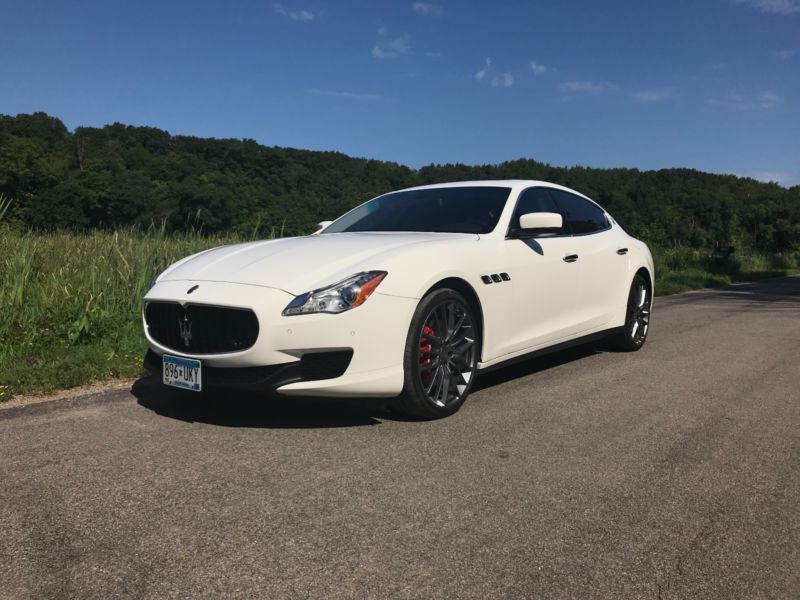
[
  {"left": 1, "top": 112, "right": 799, "bottom": 253},
  {"left": 1, "top": 111, "right": 799, "bottom": 400},
  {"left": 652, "top": 246, "right": 799, "bottom": 295},
  {"left": 0, "top": 226, "right": 797, "bottom": 400},
  {"left": 0, "top": 227, "right": 251, "bottom": 400},
  {"left": 0, "top": 193, "right": 12, "bottom": 222}
]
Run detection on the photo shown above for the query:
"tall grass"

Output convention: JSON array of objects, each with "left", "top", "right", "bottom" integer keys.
[
  {"left": 0, "top": 226, "right": 797, "bottom": 400},
  {"left": 0, "top": 226, "right": 249, "bottom": 399},
  {"left": 0, "top": 194, "right": 12, "bottom": 221},
  {"left": 652, "top": 246, "right": 799, "bottom": 295}
]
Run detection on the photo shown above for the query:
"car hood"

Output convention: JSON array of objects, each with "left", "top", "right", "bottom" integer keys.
[{"left": 160, "top": 232, "right": 478, "bottom": 295}]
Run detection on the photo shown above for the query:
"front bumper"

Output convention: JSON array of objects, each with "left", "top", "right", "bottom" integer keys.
[
  {"left": 143, "top": 279, "right": 416, "bottom": 397},
  {"left": 143, "top": 348, "right": 354, "bottom": 394}
]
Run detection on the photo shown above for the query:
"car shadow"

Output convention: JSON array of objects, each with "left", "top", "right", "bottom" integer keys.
[
  {"left": 132, "top": 377, "right": 390, "bottom": 428},
  {"left": 133, "top": 342, "right": 606, "bottom": 429},
  {"left": 473, "top": 342, "right": 603, "bottom": 392}
]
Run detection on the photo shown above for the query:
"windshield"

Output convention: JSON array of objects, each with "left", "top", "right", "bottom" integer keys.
[{"left": 323, "top": 186, "right": 511, "bottom": 234}]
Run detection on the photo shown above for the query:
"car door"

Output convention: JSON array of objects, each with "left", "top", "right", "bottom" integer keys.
[
  {"left": 498, "top": 187, "right": 584, "bottom": 355},
  {"left": 549, "top": 189, "right": 628, "bottom": 331}
]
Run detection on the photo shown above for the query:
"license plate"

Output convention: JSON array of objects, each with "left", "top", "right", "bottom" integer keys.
[{"left": 162, "top": 354, "right": 202, "bottom": 392}]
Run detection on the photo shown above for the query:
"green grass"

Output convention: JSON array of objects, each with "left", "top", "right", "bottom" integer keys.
[
  {"left": 652, "top": 246, "right": 800, "bottom": 295},
  {"left": 0, "top": 226, "right": 250, "bottom": 401},
  {"left": 0, "top": 227, "right": 797, "bottom": 401}
]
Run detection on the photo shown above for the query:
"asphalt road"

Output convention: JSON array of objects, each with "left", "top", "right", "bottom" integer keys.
[{"left": 2, "top": 277, "right": 799, "bottom": 600}]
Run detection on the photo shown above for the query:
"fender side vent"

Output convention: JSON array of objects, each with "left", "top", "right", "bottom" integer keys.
[{"left": 481, "top": 273, "right": 511, "bottom": 284}]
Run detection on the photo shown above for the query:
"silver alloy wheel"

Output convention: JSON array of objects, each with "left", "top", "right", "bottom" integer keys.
[
  {"left": 417, "top": 300, "right": 477, "bottom": 408},
  {"left": 628, "top": 279, "right": 651, "bottom": 344}
]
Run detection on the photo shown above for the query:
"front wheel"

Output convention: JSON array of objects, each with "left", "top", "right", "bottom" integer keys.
[
  {"left": 392, "top": 289, "right": 479, "bottom": 419},
  {"left": 609, "top": 273, "right": 652, "bottom": 351}
]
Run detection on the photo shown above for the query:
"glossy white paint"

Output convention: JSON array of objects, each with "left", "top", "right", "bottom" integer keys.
[
  {"left": 518, "top": 211, "right": 562, "bottom": 230},
  {"left": 143, "top": 180, "right": 654, "bottom": 397},
  {"left": 156, "top": 231, "right": 477, "bottom": 296}
]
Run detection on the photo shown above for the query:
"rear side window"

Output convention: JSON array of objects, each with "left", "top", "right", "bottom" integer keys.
[
  {"left": 510, "top": 187, "right": 559, "bottom": 231},
  {"left": 550, "top": 190, "right": 609, "bottom": 235}
]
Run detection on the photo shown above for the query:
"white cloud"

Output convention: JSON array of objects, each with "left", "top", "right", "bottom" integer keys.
[
  {"left": 709, "top": 90, "right": 783, "bottom": 110},
  {"left": 773, "top": 48, "right": 797, "bottom": 60},
  {"left": 412, "top": 2, "right": 443, "bottom": 16},
  {"left": 273, "top": 3, "right": 322, "bottom": 21},
  {"left": 559, "top": 81, "right": 670, "bottom": 101},
  {"left": 372, "top": 30, "right": 411, "bottom": 59},
  {"left": 709, "top": 92, "right": 743, "bottom": 109},
  {"left": 559, "top": 80, "right": 614, "bottom": 94},
  {"left": 758, "top": 90, "right": 782, "bottom": 108},
  {"left": 732, "top": 0, "right": 800, "bottom": 14},
  {"left": 474, "top": 58, "right": 513, "bottom": 88},
  {"left": 474, "top": 58, "right": 491, "bottom": 81},
  {"left": 529, "top": 61, "right": 547, "bottom": 75},
  {"left": 630, "top": 89, "right": 670, "bottom": 102},
  {"left": 491, "top": 72, "right": 514, "bottom": 88},
  {"left": 308, "top": 89, "right": 385, "bottom": 101}
]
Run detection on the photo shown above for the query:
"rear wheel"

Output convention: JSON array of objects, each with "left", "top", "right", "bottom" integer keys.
[
  {"left": 392, "top": 289, "right": 479, "bottom": 419},
  {"left": 610, "top": 273, "right": 651, "bottom": 351}
]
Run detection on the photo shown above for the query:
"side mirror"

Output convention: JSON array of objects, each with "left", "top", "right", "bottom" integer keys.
[
  {"left": 313, "top": 220, "right": 333, "bottom": 235},
  {"left": 513, "top": 212, "right": 563, "bottom": 236}
]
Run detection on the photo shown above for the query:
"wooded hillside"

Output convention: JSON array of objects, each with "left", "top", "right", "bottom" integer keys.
[{"left": 1, "top": 112, "right": 798, "bottom": 252}]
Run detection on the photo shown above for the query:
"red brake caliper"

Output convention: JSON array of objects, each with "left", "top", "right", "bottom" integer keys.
[{"left": 419, "top": 325, "right": 435, "bottom": 385}]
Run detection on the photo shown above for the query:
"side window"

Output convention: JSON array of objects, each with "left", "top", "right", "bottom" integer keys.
[
  {"left": 550, "top": 190, "right": 609, "bottom": 235},
  {"left": 510, "top": 187, "right": 559, "bottom": 231}
]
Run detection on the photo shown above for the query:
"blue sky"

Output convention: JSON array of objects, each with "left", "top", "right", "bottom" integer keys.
[{"left": 2, "top": 0, "right": 799, "bottom": 185}]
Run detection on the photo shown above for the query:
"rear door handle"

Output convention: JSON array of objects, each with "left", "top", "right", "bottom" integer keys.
[
  {"left": 563, "top": 254, "right": 579, "bottom": 263},
  {"left": 616, "top": 247, "right": 629, "bottom": 255}
]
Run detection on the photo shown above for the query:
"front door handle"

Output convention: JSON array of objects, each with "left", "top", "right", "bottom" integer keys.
[
  {"left": 616, "top": 247, "right": 629, "bottom": 255},
  {"left": 563, "top": 254, "right": 579, "bottom": 263}
]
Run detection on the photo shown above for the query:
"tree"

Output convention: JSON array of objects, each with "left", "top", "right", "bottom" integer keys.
[{"left": 0, "top": 111, "right": 797, "bottom": 253}]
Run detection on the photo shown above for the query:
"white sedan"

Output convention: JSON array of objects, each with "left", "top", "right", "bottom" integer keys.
[{"left": 143, "top": 180, "right": 653, "bottom": 418}]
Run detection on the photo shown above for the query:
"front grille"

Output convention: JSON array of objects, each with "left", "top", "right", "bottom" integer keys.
[{"left": 145, "top": 302, "right": 259, "bottom": 354}]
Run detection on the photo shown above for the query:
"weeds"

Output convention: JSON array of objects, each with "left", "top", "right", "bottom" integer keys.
[
  {"left": 0, "top": 194, "right": 12, "bottom": 222},
  {"left": 0, "top": 227, "right": 251, "bottom": 399},
  {"left": 0, "top": 228, "right": 796, "bottom": 400},
  {"left": 653, "top": 246, "right": 799, "bottom": 295}
]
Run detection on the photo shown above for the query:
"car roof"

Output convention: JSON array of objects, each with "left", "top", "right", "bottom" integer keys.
[{"left": 397, "top": 180, "right": 592, "bottom": 200}]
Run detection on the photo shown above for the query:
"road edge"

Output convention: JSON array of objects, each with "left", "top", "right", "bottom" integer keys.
[{"left": 0, "top": 378, "right": 137, "bottom": 417}]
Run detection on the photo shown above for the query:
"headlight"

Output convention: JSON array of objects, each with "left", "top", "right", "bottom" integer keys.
[{"left": 282, "top": 271, "right": 387, "bottom": 316}]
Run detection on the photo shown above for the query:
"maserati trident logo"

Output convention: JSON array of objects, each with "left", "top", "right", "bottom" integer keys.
[{"left": 178, "top": 314, "right": 193, "bottom": 348}]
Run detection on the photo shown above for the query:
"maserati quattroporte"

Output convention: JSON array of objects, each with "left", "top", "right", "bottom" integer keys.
[{"left": 144, "top": 181, "right": 653, "bottom": 418}]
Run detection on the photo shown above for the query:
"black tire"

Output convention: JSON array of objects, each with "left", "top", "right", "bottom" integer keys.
[
  {"left": 391, "top": 289, "right": 480, "bottom": 419},
  {"left": 609, "top": 273, "right": 652, "bottom": 352}
]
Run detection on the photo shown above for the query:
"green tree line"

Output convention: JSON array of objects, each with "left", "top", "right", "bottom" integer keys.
[{"left": 2, "top": 111, "right": 798, "bottom": 252}]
